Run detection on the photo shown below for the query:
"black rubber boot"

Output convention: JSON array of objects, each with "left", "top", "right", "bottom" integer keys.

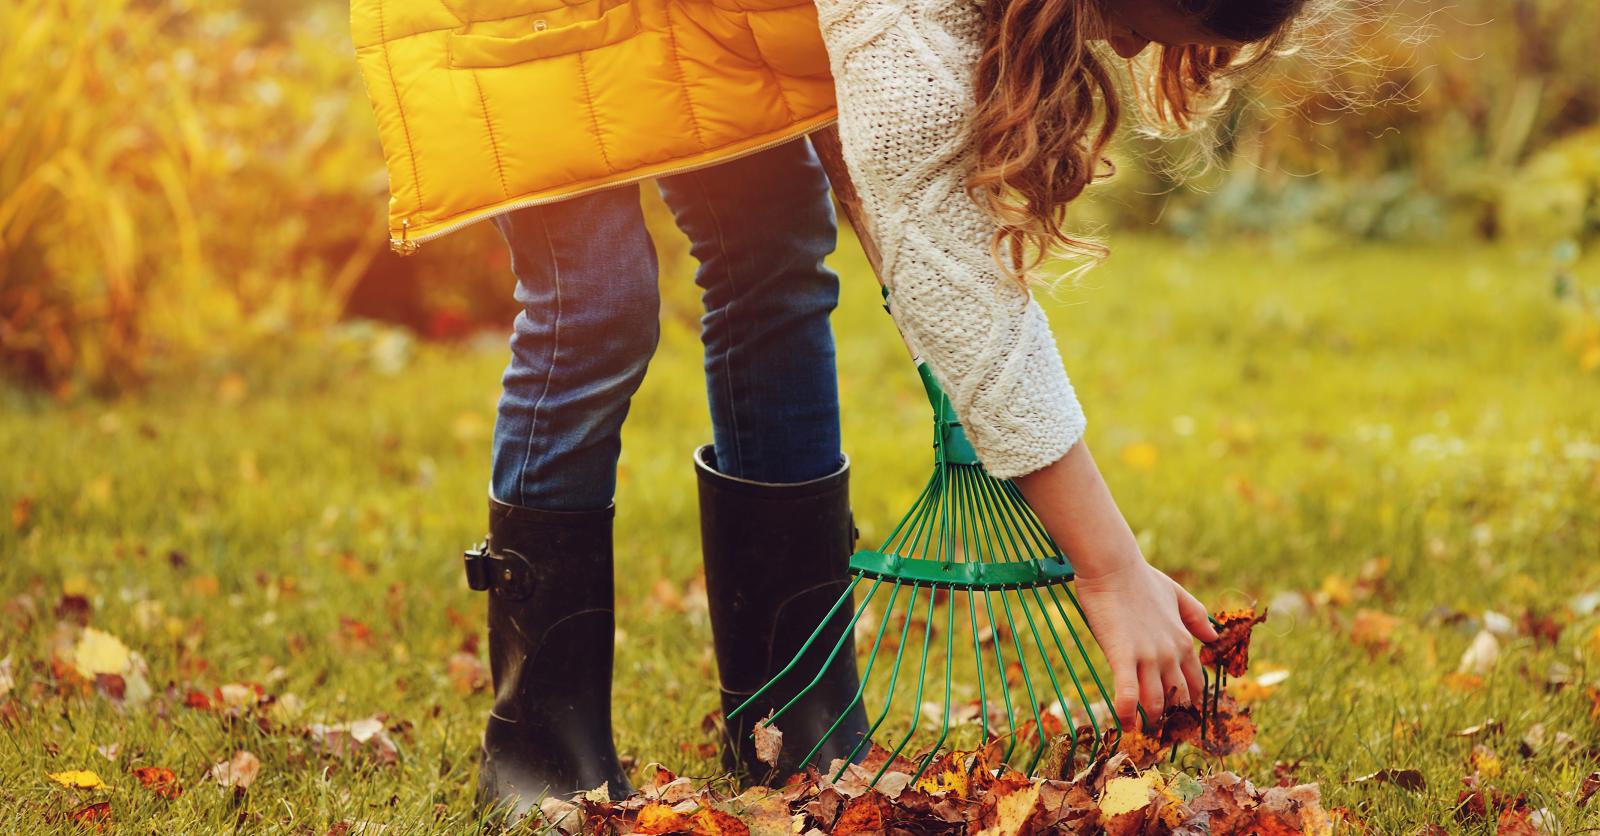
[
  {"left": 466, "top": 497, "right": 633, "bottom": 821},
  {"left": 694, "top": 444, "right": 872, "bottom": 785}
]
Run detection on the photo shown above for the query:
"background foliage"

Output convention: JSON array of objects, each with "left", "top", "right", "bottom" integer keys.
[{"left": 1, "top": 0, "right": 1598, "bottom": 392}]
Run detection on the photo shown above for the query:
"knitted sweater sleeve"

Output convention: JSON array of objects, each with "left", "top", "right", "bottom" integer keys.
[{"left": 814, "top": 0, "right": 1087, "bottom": 479}]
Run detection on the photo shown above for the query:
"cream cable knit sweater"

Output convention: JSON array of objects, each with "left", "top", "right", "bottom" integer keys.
[{"left": 815, "top": 0, "right": 1087, "bottom": 479}]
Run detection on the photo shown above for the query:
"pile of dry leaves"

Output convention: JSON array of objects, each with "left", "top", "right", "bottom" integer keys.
[{"left": 539, "top": 609, "right": 1337, "bottom": 835}]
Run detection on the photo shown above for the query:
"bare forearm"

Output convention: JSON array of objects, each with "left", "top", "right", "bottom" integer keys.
[{"left": 1012, "top": 438, "right": 1145, "bottom": 580}]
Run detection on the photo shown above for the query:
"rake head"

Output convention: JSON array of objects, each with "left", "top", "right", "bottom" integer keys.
[{"left": 728, "top": 354, "right": 1121, "bottom": 788}]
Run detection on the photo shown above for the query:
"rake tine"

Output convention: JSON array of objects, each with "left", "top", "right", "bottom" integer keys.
[
  {"left": 1042, "top": 587, "right": 1108, "bottom": 741},
  {"left": 1007, "top": 587, "right": 1070, "bottom": 774},
  {"left": 956, "top": 466, "right": 1019, "bottom": 764},
  {"left": 799, "top": 577, "right": 904, "bottom": 770},
  {"left": 883, "top": 467, "right": 940, "bottom": 554},
  {"left": 1001, "top": 480, "right": 1063, "bottom": 558},
  {"left": 967, "top": 588, "right": 989, "bottom": 744},
  {"left": 872, "top": 576, "right": 940, "bottom": 787},
  {"left": 993, "top": 576, "right": 1047, "bottom": 774},
  {"left": 974, "top": 477, "right": 1085, "bottom": 758},
  {"left": 837, "top": 582, "right": 922, "bottom": 780},
  {"left": 763, "top": 576, "right": 886, "bottom": 732},
  {"left": 955, "top": 468, "right": 991, "bottom": 746},
  {"left": 729, "top": 574, "right": 866, "bottom": 721},
  {"left": 1055, "top": 586, "right": 1124, "bottom": 736},
  {"left": 910, "top": 578, "right": 959, "bottom": 785},
  {"left": 1028, "top": 587, "right": 1089, "bottom": 750}
]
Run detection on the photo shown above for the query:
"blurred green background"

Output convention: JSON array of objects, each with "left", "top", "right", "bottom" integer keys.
[{"left": 3, "top": 0, "right": 1598, "bottom": 394}]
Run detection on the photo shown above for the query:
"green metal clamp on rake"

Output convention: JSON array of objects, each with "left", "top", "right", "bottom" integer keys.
[{"left": 726, "top": 283, "right": 1122, "bottom": 789}]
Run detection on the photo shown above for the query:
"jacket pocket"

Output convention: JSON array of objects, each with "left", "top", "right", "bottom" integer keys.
[{"left": 446, "top": 0, "right": 639, "bottom": 66}]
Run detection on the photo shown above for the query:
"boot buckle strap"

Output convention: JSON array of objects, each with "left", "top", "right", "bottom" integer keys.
[
  {"left": 463, "top": 542, "right": 536, "bottom": 600},
  {"left": 463, "top": 542, "right": 491, "bottom": 591}
]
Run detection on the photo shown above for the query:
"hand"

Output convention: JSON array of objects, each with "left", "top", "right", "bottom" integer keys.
[
  {"left": 1072, "top": 557, "right": 1218, "bottom": 729},
  {"left": 1012, "top": 437, "right": 1218, "bottom": 729}
]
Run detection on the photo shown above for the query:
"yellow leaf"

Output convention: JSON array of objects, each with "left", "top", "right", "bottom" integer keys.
[
  {"left": 1120, "top": 442, "right": 1159, "bottom": 471},
  {"left": 62, "top": 575, "right": 94, "bottom": 598},
  {"left": 1317, "top": 574, "right": 1353, "bottom": 608},
  {"left": 976, "top": 782, "right": 1042, "bottom": 836},
  {"left": 73, "top": 628, "right": 131, "bottom": 677},
  {"left": 913, "top": 763, "right": 969, "bottom": 798},
  {"left": 50, "top": 770, "right": 105, "bottom": 790},
  {"left": 1580, "top": 342, "right": 1600, "bottom": 372},
  {"left": 1100, "top": 771, "right": 1163, "bottom": 817}
]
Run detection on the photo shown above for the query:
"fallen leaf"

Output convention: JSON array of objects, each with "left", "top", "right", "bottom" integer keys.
[
  {"left": 72, "top": 628, "right": 131, "bottom": 678},
  {"left": 1349, "top": 768, "right": 1426, "bottom": 792},
  {"left": 1256, "top": 783, "right": 1333, "bottom": 836},
  {"left": 1458, "top": 630, "right": 1500, "bottom": 676},
  {"left": 1579, "top": 772, "right": 1600, "bottom": 807},
  {"left": 133, "top": 766, "right": 183, "bottom": 799},
  {"left": 10, "top": 497, "right": 32, "bottom": 531},
  {"left": 67, "top": 801, "right": 113, "bottom": 831},
  {"left": 831, "top": 793, "right": 890, "bottom": 836},
  {"left": 210, "top": 750, "right": 261, "bottom": 790},
  {"left": 447, "top": 652, "right": 488, "bottom": 694},
  {"left": 1100, "top": 771, "right": 1162, "bottom": 817},
  {"left": 1451, "top": 720, "right": 1503, "bottom": 739},
  {"left": 1201, "top": 608, "right": 1268, "bottom": 677},
  {"left": 1470, "top": 744, "right": 1503, "bottom": 779},
  {"left": 1350, "top": 609, "right": 1402, "bottom": 653},
  {"left": 306, "top": 717, "right": 400, "bottom": 766},
  {"left": 691, "top": 807, "right": 750, "bottom": 836},
  {"left": 634, "top": 802, "right": 693, "bottom": 834},
  {"left": 49, "top": 770, "right": 106, "bottom": 790},
  {"left": 753, "top": 716, "right": 783, "bottom": 768},
  {"left": 1496, "top": 806, "right": 1538, "bottom": 835}
]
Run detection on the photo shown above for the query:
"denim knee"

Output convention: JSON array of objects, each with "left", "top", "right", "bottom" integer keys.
[{"left": 490, "top": 187, "right": 662, "bottom": 510}]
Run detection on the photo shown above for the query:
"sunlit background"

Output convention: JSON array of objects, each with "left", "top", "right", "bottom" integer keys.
[{"left": 3, "top": 0, "right": 1597, "bottom": 392}]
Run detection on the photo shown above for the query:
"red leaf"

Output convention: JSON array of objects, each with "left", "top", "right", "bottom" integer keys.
[{"left": 68, "top": 801, "right": 113, "bottom": 832}]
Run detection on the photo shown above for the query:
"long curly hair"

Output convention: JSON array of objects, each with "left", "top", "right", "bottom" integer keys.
[{"left": 968, "top": 0, "right": 1320, "bottom": 282}]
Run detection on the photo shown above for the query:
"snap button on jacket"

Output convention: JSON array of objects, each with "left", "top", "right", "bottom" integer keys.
[{"left": 350, "top": 0, "right": 839, "bottom": 253}]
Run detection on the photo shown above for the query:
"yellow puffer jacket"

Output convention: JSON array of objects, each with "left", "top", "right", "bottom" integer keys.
[{"left": 350, "top": 0, "right": 838, "bottom": 253}]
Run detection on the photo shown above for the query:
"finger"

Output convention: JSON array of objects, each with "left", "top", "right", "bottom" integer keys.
[
  {"left": 1161, "top": 661, "right": 1189, "bottom": 710},
  {"left": 1177, "top": 587, "right": 1219, "bottom": 642},
  {"left": 1180, "top": 649, "right": 1207, "bottom": 707},
  {"left": 1112, "top": 655, "right": 1140, "bottom": 730},
  {"left": 1138, "top": 658, "right": 1165, "bottom": 726}
]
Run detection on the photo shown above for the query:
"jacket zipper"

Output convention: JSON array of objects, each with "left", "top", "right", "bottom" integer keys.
[{"left": 390, "top": 115, "right": 840, "bottom": 255}]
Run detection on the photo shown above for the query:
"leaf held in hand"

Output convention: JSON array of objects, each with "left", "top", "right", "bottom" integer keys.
[{"left": 1201, "top": 608, "right": 1268, "bottom": 677}]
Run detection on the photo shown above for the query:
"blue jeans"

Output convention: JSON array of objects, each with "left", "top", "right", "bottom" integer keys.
[{"left": 490, "top": 137, "right": 845, "bottom": 511}]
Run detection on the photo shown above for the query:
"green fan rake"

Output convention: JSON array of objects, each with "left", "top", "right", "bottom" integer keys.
[{"left": 727, "top": 288, "right": 1122, "bottom": 788}]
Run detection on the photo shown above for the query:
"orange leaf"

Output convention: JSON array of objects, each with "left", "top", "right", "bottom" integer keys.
[
  {"left": 1201, "top": 608, "right": 1268, "bottom": 677},
  {"left": 634, "top": 802, "right": 693, "bottom": 835},
  {"left": 690, "top": 807, "right": 750, "bottom": 836},
  {"left": 831, "top": 793, "right": 888, "bottom": 836},
  {"left": 132, "top": 766, "right": 183, "bottom": 800}
]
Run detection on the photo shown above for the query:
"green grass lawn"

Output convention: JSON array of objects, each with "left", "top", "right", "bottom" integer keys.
[{"left": 3, "top": 231, "right": 1599, "bottom": 833}]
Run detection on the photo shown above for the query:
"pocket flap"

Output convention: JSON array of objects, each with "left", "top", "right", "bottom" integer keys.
[{"left": 447, "top": 2, "right": 638, "bottom": 66}]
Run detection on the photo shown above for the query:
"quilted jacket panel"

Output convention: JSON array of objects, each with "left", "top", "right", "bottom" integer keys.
[{"left": 351, "top": 0, "right": 838, "bottom": 252}]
